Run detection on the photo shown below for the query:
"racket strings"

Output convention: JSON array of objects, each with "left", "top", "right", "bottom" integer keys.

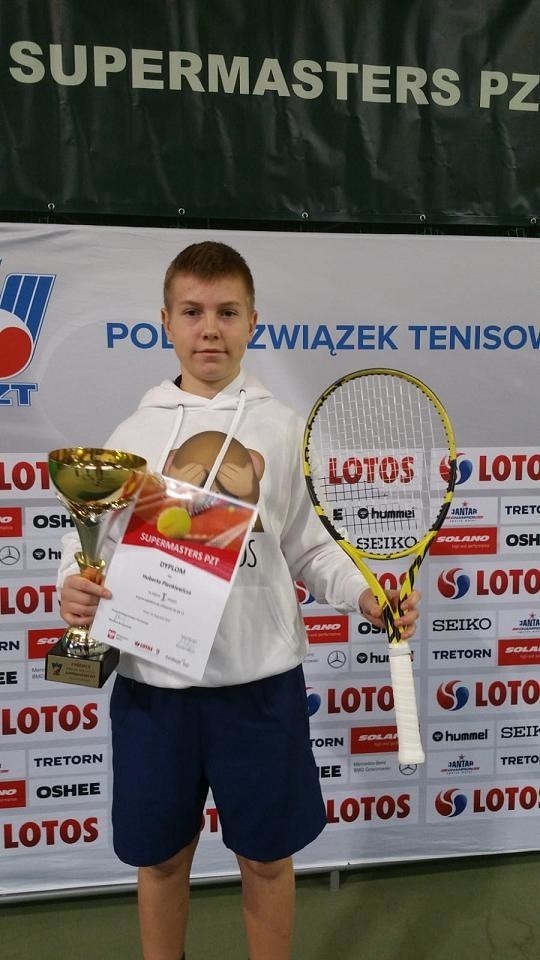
[{"left": 307, "top": 374, "right": 450, "bottom": 556}]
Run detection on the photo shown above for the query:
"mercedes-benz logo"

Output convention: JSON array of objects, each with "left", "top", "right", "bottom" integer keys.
[
  {"left": 0, "top": 544, "right": 21, "bottom": 566},
  {"left": 399, "top": 763, "right": 417, "bottom": 776},
  {"left": 327, "top": 649, "right": 347, "bottom": 668}
]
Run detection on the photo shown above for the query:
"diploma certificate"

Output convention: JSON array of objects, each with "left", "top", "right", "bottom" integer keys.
[{"left": 91, "top": 474, "right": 257, "bottom": 680}]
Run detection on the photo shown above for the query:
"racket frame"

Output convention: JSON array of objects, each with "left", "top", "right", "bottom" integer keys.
[{"left": 302, "top": 368, "right": 457, "bottom": 764}]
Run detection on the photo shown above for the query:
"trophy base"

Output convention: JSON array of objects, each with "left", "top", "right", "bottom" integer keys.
[{"left": 45, "top": 639, "right": 119, "bottom": 688}]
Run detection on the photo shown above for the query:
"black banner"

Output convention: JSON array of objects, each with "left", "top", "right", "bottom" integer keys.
[{"left": 1, "top": 0, "right": 539, "bottom": 224}]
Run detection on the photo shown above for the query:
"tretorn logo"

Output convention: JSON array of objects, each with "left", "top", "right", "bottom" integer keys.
[
  {"left": 435, "top": 788, "right": 468, "bottom": 817},
  {"left": 437, "top": 680, "right": 470, "bottom": 711},
  {"left": 0, "top": 269, "right": 56, "bottom": 406},
  {"left": 437, "top": 567, "right": 471, "bottom": 599},
  {"left": 440, "top": 453, "right": 473, "bottom": 486}
]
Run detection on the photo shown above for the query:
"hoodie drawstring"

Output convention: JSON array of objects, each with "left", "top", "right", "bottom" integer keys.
[
  {"left": 155, "top": 387, "right": 248, "bottom": 487},
  {"left": 155, "top": 405, "right": 185, "bottom": 473},
  {"left": 203, "top": 388, "right": 247, "bottom": 491}
]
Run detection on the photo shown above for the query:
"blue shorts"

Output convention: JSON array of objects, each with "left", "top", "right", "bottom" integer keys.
[{"left": 109, "top": 666, "right": 327, "bottom": 866}]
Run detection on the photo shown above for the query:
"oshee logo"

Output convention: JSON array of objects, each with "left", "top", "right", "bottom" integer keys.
[{"left": 0, "top": 270, "right": 55, "bottom": 407}]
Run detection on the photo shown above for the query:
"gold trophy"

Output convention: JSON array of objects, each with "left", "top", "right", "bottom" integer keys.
[{"left": 45, "top": 448, "right": 147, "bottom": 687}]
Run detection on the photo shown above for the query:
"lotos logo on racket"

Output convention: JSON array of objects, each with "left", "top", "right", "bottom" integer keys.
[
  {"left": 440, "top": 453, "right": 472, "bottom": 486},
  {"left": 435, "top": 788, "right": 468, "bottom": 817},
  {"left": 438, "top": 567, "right": 471, "bottom": 599},
  {"left": 305, "top": 688, "right": 322, "bottom": 717},
  {"left": 437, "top": 680, "right": 470, "bottom": 711},
  {"left": 0, "top": 270, "right": 56, "bottom": 407}
]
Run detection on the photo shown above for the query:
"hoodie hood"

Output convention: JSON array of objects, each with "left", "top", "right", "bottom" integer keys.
[
  {"left": 137, "top": 370, "right": 272, "bottom": 411},
  {"left": 132, "top": 370, "right": 273, "bottom": 476}
]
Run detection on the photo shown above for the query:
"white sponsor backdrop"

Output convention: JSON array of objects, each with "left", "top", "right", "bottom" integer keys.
[{"left": 1, "top": 223, "right": 540, "bottom": 895}]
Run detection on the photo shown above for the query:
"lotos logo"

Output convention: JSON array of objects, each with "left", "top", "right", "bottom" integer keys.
[
  {"left": 438, "top": 568, "right": 471, "bottom": 599},
  {"left": 435, "top": 788, "right": 468, "bottom": 817},
  {"left": 306, "top": 687, "right": 322, "bottom": 717},
  {"left": 437, "top": 680, "right": 470, "bottom": 711},
  {"left": 440, "top": 453, "right": 472, "bottom": 486},
  {"left": 295, "top": 581, "right": 316, "bottom": 605},
  {"left": 0, "top": 271, "right": 55, "bottom": 407}
]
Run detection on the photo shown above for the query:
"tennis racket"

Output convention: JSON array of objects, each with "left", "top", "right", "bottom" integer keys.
[{"left": 303, "top": 368, "right": 457, "bottom": 764}]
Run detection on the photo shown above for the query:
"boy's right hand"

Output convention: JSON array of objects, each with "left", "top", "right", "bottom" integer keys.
[{"left": 59, "top": 574, "right": 112, "bottom": 628}]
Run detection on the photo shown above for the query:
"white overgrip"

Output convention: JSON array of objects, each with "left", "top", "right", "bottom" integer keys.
[{"left": 388, "top": 642, "right": 425, "bottom": 765}]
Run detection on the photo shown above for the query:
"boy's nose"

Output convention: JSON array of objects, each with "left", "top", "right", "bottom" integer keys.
[{"left": 202, "top": 313, "right": 219, "bottom": 336}]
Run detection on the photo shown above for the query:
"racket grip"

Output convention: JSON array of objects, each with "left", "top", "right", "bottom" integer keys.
[{"left": 388, "top": 643, "right": 425, "bottom": 765}]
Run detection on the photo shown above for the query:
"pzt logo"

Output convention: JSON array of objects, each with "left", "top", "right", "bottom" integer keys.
[
  {"left": 440, "top": 453, "right": 472, "bottom": 486},
  {"left": 0, "top": 271, "right": 55, "bottom": 407},
  {"left": 437, "top": 681, "right": 470, "bottom": 711},
  {"left": 435, "top": 788, "right": 467, "bottom": 817},
  {"left": 438, "top": 568, "right": 471, "bottom": 599}
]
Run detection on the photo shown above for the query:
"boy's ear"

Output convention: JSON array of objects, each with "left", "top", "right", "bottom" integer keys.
[
  {"left": 248, "top": 310, "right": 258, "bottom": 338},
  {"left": 161, "top": 306, "right": 171, "bottom": 338}
]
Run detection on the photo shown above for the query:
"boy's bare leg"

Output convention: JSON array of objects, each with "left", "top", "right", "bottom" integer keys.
[
  {"left": 237, "top": 854, "right": 295, "bottom": 960},
  {"left": 138, "top": 834, "right": 199, "bottom": 960}
]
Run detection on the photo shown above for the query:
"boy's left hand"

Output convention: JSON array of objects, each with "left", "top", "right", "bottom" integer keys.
[{"left": 358, "top": 588, "right": 420, "bottom": 640}]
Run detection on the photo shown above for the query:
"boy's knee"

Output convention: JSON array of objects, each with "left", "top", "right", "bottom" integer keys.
[
  {"left": 140, "top": 836, "right": 199, "bottom": 880},
  {"left": 237, "top": 854, "right": 292, "bottom": 882}
]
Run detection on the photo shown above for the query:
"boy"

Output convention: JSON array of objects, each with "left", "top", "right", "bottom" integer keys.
[{"left": 58, "top": 241, "right": 419, "bottom": 960}]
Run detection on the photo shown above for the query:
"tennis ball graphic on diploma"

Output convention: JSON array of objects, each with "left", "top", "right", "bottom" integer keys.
[{"left": 156, "top": 506, "right": 192, "bottom": 538}]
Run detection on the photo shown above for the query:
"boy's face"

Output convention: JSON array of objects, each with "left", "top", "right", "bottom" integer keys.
[{"left": 161, "top": 272, "right": 257, "bottom": 397}]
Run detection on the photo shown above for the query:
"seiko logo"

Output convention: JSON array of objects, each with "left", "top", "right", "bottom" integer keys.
[
  {"left": 432, "top": 618, "right": 492, "bottom": 632},
  {"left": 356, "top": 535, "right": 418, "bottom": 550},
  {"left": 500, "top": 725, "right": 540, "bottom": 739}
]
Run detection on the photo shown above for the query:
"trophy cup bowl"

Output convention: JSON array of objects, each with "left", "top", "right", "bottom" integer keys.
[{"left": 46, "top": 447, "right": 147, "bottom": 686}]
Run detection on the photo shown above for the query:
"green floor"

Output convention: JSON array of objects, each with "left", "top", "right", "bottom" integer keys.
[{"left": 3, "top": 852, "right": 540, "bottom": 959}]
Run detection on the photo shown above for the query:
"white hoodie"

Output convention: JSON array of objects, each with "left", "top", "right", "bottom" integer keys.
[{"left": 57, "top": 371, "right": 368, "bottom": 688}]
